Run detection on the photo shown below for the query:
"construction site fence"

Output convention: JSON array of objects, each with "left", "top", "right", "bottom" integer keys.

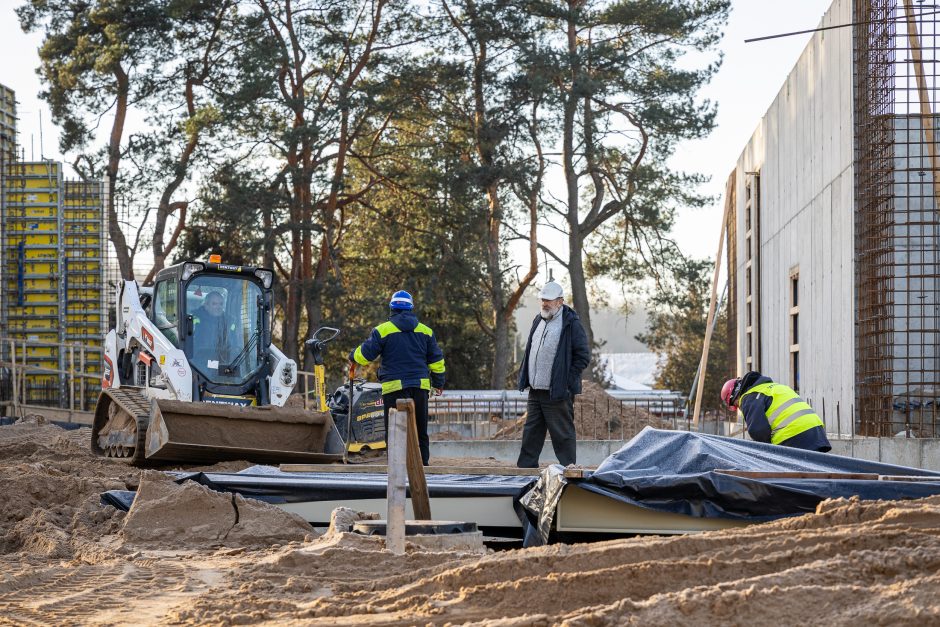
[{"left": 0, "top": 337, "right": 102, "bottom": 419}]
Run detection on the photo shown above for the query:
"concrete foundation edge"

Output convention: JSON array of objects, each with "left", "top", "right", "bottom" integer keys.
[{"left": 432, "top": 437, "right": 940, "bottom": 471}]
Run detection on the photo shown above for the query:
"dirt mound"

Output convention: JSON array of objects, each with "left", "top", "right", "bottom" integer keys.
[
  {"left": 3, "top": 417, "right": 940, "bottom": 624},
  {"left": 123, "top": 471, "right": 315, "bottom": 547},
  {"left": 493, "top": 381, "right": 674, "bottom": 440}
]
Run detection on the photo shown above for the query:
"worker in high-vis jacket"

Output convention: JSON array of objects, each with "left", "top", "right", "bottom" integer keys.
[
  {"left": 350, "top": 290, "right": 445, "bottom": 465},
  {"left": 720, "top": 371, "right": 831, "bottom": 452}
]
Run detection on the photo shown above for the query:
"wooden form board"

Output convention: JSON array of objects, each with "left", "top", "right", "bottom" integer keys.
[
  {"left": 715, "top": 469, "right": 940, "bottom": 482},
  {"left": 279, "top": 463, "right": 542, "bottom": 476}
]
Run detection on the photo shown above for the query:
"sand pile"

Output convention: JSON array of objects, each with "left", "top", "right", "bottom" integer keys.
[
  {"left": 122, "top": 472, "right": 315, "bottom": 547},
  {"left": 493, "top": 380, "right": 673, "bottom": 440},
  {"left": 3, "top": 419, "right": 940, "bottom": 624}
]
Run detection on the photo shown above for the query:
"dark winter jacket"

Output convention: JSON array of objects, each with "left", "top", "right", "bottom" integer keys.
[
  {"left": 735, "top": 372, "right": 831, "bottom": 452},
  {"left": 517, "top": 305, "right": 591, "bottom": 401},
  {"left": 350, "top": 310, "right": 445, "bottom": 394}
]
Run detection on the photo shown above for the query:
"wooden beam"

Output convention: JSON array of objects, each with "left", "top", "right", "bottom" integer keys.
[
  {"left": 692, "top": 176, "right": 732, "bottom": 428},
  {"left": 399, "top": 398, "right": 431, "bottom": 520},
  {"left": 717, "top": 469, "right": 940, "bottom": 483},
  {"left": 716, "top": 470, "right": 880, "bottom": 480},
  {"left": 279, "top": 463, "right": 542, "bottom": 476},
  {"left": 903, "top": 0, "right": 940, "bottom": 210},
  {"left": 386, "top": 407, "right": 406, "bottom": 555}
]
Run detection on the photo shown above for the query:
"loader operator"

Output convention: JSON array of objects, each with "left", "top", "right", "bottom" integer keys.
[
  {"left": 721, "top": 371, "right": 831, "bottom": 452},
  {"left": 350, "top": 290, "right": 445, "bottom": 465},
  {"left": 192, "top": 291, "right": 235, "bottom": 369}
]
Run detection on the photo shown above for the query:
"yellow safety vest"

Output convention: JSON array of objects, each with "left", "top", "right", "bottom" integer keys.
[{"left": 739, "top": 382, "right": 824, "bottom": 445}]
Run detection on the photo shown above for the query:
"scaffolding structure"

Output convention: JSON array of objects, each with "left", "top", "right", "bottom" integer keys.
[
  {"left": 1, "top": 159, "right": 107, "bottom": 410},
  {"left": 855, "top": 0, "right": 940, "bottom": 437}
]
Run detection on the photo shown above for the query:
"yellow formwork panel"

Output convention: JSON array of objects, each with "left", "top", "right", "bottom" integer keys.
[
  {"left": 12, "top": 261, "right": 57, "bottom": 274},
  {"left": 65, "top": 250, "right": 100, "bottom": 260},
  {"left": 10, "top": 307, "right": 59, "bottom": 318},
  {"left": 65, "top": 288, "right": 103, "bottom": 295},
  {"left": 14, "top": 178, "right": 59, "bottom": 191},
  {"left": 65, "top": 235, "right": 101, "bottom": 244},
  {"left": 18, "top": 293, "right": 59, "bottom": 304},
  {"left": 9, "top": 163, "right": 59, "bottom": 176},
  {"left": 5, "top": 191, "right": 57, "bottom": 204},
  {"left": 21, "top": 278, "right": 59, "bottom": 290},
  {"left": 4, "top": 206, "right": 57, "bottom": 218},
  {"left": 9, "top": 221, "right": 59, "bottom": 232},
  {"left": 64, "top": 299, "right": 103, "bottom": 306},
  {"left": 19, "top": 346, "right": 58, "bottom": 358},
  {"left": 63, "top": 261, "right": 100, "bottom": 271},
  {"left": 19, "top": 234, "right": 59, "bottom": 247},
  {"left": 8, "top": 334, "right": 60, "bottom": 344}
]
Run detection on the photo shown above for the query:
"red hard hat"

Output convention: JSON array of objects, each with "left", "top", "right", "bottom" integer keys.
[{"left": 720, "top": 378, "right": 739, "bottom": 411}]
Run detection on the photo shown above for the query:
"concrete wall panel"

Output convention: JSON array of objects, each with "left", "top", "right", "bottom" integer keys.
[{"left": 733, "top": 0, "right": 854, "bottom": 431}]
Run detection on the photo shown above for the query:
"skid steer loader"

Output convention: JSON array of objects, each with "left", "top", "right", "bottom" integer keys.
[{"left": 90, "top": 257, "right": 346, "bottom": 466}]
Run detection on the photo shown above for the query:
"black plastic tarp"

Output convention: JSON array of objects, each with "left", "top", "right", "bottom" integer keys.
[
  {"left": 520, "top": 427, "right": 940, "bottom": 545},
  {"left": 188, "top": 465, "right": 536, "bottom": 503},
  {"left": 100, "top": 465, "right": 536, "bottom": 528}
]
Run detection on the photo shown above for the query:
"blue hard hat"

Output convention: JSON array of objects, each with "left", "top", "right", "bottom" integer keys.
[{"left": 389, "top": 290, "right": 414, "bottom": 310}]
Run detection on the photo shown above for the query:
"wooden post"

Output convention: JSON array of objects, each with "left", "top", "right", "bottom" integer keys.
[
  {"left": 10, "top": 339, "right": 17, "bottom": 412},
  {"left": 903, "top": 0, "right": 940, "bottom": 209},
  {"left": 79, "top": 348, "right": 85, "bottom": 411},
  {"left": 386, "top": 406, "right": 407, "bottom": 555},
  {"left": 398, "top": 398, "right": 431, "bottom": 520},
  {"left": 69, "top": 346, "right": 75, "bottom": 415},
  {"left": 692, "top": 181, "right": 732, "bottom": 428}
]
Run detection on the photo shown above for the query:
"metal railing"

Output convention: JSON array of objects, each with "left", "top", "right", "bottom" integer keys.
[{"left": 0, "top": 337, "right": 102, "bottom": 421}]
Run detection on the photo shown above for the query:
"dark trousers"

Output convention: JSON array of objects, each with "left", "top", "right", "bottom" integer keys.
[
  {"left": 517, "top": 389, "right": 576, "bottom": 468},
  {"left": 383, "top": 387, "right": 430, "bottom": 465}
]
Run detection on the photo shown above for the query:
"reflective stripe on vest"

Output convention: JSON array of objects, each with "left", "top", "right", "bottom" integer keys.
[
  {"left": 739, "top": 382, "right": 825, "bottom": 445},
  {"left": 381, "top": 378, "right": 430, "bottom": 395}
]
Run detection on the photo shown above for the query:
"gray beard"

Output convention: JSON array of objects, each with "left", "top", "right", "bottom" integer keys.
[{"left": 540, "top": 307, "right": 560, "bottom": 320}]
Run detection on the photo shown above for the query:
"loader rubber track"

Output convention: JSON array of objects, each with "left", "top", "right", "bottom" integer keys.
[{"left": 91, "top": 388, "right": 153, "bottom": 466}]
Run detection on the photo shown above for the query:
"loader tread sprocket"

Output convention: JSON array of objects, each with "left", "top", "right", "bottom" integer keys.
[{"left": 91, "top": 388, "right": 152, "bottom": 466}]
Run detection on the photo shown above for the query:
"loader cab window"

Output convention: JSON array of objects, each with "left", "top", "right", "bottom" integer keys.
[
  {"left": 184, "top": 276, "right": 264, "bottom": 385},
  {"left": 152, "top": 280, "right": 180, "bottom": 347}
]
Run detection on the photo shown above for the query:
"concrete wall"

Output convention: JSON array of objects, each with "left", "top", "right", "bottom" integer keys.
[
  {"left": 432, "top": 437, "right": 940, "bottom": 472},
  {"left": 732, "top": 0, "right": 855, "bottom": 430}
]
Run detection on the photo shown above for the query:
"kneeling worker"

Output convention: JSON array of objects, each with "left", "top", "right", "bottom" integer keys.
[{"left": 720, "top": 371, "right": 831, "bottom": 452}]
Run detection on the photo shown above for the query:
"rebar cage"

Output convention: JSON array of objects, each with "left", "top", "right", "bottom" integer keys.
[{"left": 855, "top": 0, "right": 940, "bottom": 437}]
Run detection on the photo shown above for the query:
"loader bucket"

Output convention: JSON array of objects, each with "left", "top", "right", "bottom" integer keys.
[{"left": 145, "top": 399, "right": 346, "bottom": 465}]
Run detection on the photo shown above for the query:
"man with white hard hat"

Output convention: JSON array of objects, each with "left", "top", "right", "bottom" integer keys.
[{"left": 516, "top": 280, "right": 590, "bottom": 467}]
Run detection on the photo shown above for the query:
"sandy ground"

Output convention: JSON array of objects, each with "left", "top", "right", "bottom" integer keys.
[{"left": 3, "top": 420, "right": 940, "bottom": 625}]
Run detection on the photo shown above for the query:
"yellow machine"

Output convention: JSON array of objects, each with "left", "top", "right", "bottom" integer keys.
[{"left": 305, "top": 328, "right": 386, "bottom": 453}]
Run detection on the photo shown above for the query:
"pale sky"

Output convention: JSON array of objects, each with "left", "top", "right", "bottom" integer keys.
[{"left": 1, "top": 0, "right": 834, "bottom": 271}]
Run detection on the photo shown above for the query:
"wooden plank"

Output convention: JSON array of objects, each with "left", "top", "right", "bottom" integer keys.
[
  {"left": 563, "top": 468, "right": 591, "bottom": 479},
  {"left": 399, "top": 398, "right": 431, "bottom": 520},
  {"left": 386, "top": 407, "right": 406, "bottom": 555},
  {"left": 878, "top": 475, "right": 940, "bottom": 483},
  {"left": 903, "top": 0, "right": 940, "bottom": 211},
  {"left": 715, "top": 470, "right": 880, "bottom": 481},
  {"left": 692, "top": 175, "right": 732, "bottom": 428},
  {"left": 279, "top": 463, "right": 541, "bottom": 476}
]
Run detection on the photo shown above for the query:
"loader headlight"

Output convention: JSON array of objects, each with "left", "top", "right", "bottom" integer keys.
[
  {"left": 182, "top": 262, "right": 205, "bottom": 281},
  {"left": 254, "top": 269, "right": 273, "bottom": 289},
  {"left": 281, "top": 362, "right": 294, "bottom": 386}
]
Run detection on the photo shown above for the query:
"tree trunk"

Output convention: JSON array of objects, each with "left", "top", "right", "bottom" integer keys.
[
  {"left": 562, "top": 3, "right": 593, "bottom": 348},
  {"left": 107, "top": 65, "right": 133, "bottom": 279},
  {"left": 487, "top": 185, "right": 509, "bottom": 388}
]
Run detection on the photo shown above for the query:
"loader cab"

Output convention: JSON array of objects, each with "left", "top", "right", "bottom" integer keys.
[{"left": 151, "top": 259, "right": 274, "bottom": 403}]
